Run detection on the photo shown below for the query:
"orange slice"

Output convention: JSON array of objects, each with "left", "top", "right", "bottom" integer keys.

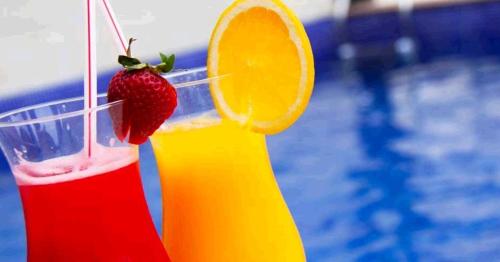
[{"left": 208, "top": 0, "right": 315, "bottom": 134}]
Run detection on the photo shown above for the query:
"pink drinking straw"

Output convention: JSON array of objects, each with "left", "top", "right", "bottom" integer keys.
[
  {"left": 99, "top": 0, "right": 128, "bottom": 54},
  {"left": 84, "top": 0, "right": 128, "bottom": 157},
  {"left": 84, "top": 0, "right": 97, "bottom": 157}
]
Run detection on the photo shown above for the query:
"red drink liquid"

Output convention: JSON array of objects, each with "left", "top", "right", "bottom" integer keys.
[{"left": 14, "top": 147, "right": 169, "bottom": 261}]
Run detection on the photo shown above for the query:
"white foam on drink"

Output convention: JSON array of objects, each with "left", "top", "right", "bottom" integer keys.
[
  {"left": 13, "top": 145, "right": 138, "bottom": 186},
  {"left": 158, "top": 110, "right": 221, "bottom": 132}
]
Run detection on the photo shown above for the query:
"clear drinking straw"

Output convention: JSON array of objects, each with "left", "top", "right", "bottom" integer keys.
[
  {"left": 84, "top": 0, "right": 127, "bottom": 158},
  {"left": 99, "top": 0, "right": 128, "bottom": 54},
  {"left": 97, "top": 0, "right": 226, "bottom": 87},
  {"left": 84, "top": 0, "right": 97, "bottom": 157}
]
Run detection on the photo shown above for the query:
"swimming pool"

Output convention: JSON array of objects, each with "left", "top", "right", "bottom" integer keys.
[
  {"left": 1, "top": 56, "right": 500, "bottom": 261},
  {"left": 272, "top": 57, "right": 500, "bottom": 261}
]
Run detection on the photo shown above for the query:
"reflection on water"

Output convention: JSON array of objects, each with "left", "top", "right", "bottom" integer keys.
[
  {"left": 347, "top": 71, "right": 431, "bottom": 261},
  {"left": 267, "top": 58, "right": 500, "bottom": 261},
  {"left": 1, "top": 58, "right": 500, "bottom": 261},
  {"left": 389, "top": 59, "right": 500, "bottom": 261}
]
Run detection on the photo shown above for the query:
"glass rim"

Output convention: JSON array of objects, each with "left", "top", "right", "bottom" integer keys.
[
  {"left": 0, "top": 93, "right": 123, "bottom": 128},
  {"left": 164, "top": 66, "right": 228, "bottom": 89},
  {"left": 0, "top": 67, "right": 218, "bottom": 128}
]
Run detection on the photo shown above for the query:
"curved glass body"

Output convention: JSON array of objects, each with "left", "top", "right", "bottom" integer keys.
[
  {"left": 0, "top": 96, "right": 169, "bottom": 261},
  {"left": 151, "top": 69, "right": 305, "bottom": 261}
]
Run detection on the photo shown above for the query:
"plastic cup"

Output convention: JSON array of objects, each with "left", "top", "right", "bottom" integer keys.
[{"left": 0, "top": 95, "right": 169, "bottom": 261}]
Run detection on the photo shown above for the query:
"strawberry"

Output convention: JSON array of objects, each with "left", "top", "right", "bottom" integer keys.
[{"left": 107, "top": 39, "right": 177, "bottom": 145}]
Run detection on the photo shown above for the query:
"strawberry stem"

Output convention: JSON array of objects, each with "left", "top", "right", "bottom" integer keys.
[{"left": 126, "top": 38, "right": 136, "bottom": 57}]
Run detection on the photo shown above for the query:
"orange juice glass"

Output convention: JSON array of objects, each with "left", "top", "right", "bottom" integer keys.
[{"left": 151, "top": 68, "right": 305, "bottom": 262}]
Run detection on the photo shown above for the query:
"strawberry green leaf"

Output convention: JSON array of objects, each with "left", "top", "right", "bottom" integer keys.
[
  {"left": 125, "top": 63, "right": 148, "bottom": 72},
  {"left": 155, "top": 54, "right": 175, "bottom": 73},
  {"left": 156, "top": 63, "right": 173, "bottom": 73},
  {"left": 159, "top": 53, "right": 169, "bottom": 64},
  {"left": 166, "top": 54, "right": 175, "bottom": 69},
  {"left": 159, "top": 53, "right": 175, "bottom": 67},
  {"left": 119, "top": 55, "right": 142, "bottom": 67}
]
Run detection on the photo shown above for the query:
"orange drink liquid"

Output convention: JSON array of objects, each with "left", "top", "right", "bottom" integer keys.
[{"left": 151, "top": 114, "right": 305, "bottom": 262}]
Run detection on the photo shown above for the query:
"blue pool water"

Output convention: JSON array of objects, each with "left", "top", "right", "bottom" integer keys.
[
  {"left": 1, "top": 57, "right": 500, "bottom": 261},
  {"left": 275, "top": 57, "right": 500, "bottom": 261}
]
